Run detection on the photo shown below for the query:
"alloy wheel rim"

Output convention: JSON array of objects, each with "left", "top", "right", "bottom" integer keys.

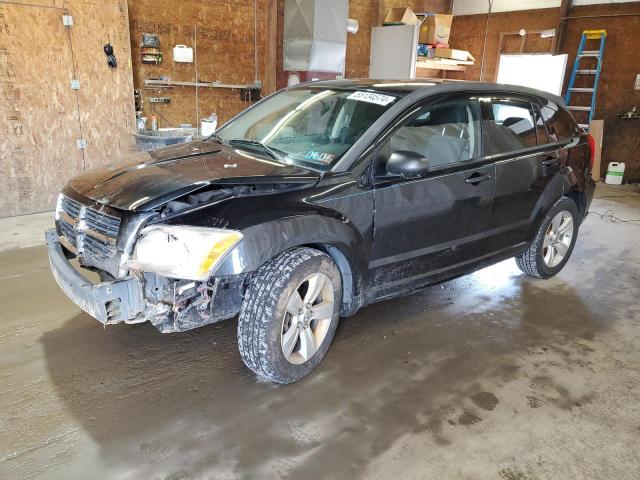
[
  {"left": 543, "top": 210, "right": 574, "bottom": 268},
  {"left": 281, "top": 272, "right": 334, "bottom": 365}
]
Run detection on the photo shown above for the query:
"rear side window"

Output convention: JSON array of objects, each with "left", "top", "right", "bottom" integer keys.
[
  {"left": 540, "top": 100, "right": 578, "bottom": 142},
  {"left": 490, "top": 101, "right": 537, "bottom": 154},
  {"left": 389, "top": 99, "right": 481, "bottom": 168}
]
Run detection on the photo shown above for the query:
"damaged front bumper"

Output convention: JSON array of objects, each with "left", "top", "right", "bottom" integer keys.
[
  {"left": 46, "top": 229, "right": 145, "bottom": 324},
  {"left": 46, "top": 229, "right": 245, "bottom": 332}
]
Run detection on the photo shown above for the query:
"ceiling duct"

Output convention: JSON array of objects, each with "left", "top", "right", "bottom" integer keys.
[{"left": 283, "top": 0, "right": 353, "bottom": 73}]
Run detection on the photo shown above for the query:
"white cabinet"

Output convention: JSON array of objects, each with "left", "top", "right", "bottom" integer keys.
[
  {"left": 369, "top": 24, "right": 472, "bottom": 79},
  {"left": 369, "top": 25, "right": 419, "bottom": 79}
]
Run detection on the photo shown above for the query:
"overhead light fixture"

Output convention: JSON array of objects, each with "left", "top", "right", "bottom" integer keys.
[{"left": 540, "top": 29, "right": 556, "bottom": 38}]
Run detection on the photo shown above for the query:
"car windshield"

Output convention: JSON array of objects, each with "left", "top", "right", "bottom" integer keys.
[{"left": 213, "top": 88, "right": 397, "bottom": 170}]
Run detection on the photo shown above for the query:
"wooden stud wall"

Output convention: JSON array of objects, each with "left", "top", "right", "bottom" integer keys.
[{"left": 0, "top": 0, "right": 135, "bottom": 217}]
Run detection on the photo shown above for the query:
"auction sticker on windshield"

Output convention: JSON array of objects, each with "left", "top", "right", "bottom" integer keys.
[
  {"left": 305, "top": 151, "right": 336, "bottom": 164},
  {"left": 347, "top": 91, "right": 396, "bottom": 106}
]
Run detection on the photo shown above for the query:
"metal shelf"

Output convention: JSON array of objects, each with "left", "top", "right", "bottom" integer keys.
[{"left": 144, "top": 79, "right": 255, "bottom": 90}]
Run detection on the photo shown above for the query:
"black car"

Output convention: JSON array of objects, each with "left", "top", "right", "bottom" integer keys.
[{"left": 47, "top": 79, "right": 595, "bottom": 383}]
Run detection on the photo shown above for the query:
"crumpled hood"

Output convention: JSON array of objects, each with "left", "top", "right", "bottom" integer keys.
[{"left": 67, "top": 140, "right": 320, "bottom": 211}]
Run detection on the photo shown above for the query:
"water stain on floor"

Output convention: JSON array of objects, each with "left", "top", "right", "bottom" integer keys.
[{"left": 471, "top": 391, "right": 499, "bottom": 411}]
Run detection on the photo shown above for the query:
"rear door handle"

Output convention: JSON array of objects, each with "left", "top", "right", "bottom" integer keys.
[
  {"left": 541, "top": 157, "right": 559, "bottom": 167},
  {"left": 465, "top": 173, "right": 492, "bottom": 184}
]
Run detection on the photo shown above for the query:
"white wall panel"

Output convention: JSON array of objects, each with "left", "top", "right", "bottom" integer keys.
[{"left": 452, "top": 0, "right": 639, "bottom": 16}]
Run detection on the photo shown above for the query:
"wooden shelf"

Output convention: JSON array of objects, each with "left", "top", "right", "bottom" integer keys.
[{"left": 415, "top": 57, "right": 473, "bottom": 72}]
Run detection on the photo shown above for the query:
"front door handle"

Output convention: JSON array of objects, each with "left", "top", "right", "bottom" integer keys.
[
  {"left": 465, "top": 173, "right": 492, "bottom": 184},
  {"left": 541, "top": 157, "right": 559, "bottom": 167}
]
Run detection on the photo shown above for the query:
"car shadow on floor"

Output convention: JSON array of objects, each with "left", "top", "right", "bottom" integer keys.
[{"left": 39, "top": 265, "right": 604, "bottom": 478}]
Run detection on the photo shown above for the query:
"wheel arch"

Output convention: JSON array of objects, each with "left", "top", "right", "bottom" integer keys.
[
  {"left": 527, "top": 168, "right": 583, "bottom": 243},
  {"left": 307, "top": 243, "right": 361, "bottom": 316},
  {"left": 213, "top": 214, "right": 368, "bottom": 315},
  {"left": 565, "top": 188, "right": 587, "bottom": 218}
]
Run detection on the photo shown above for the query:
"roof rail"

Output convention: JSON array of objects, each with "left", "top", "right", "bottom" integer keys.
[{"left": 417, "top": 77, "right": 483, "bottom": 84}]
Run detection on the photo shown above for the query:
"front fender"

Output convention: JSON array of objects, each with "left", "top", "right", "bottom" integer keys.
[
  {"left": 213, "top": 214, "right": 366, "bottom": 276},
  {"left": 213, "top": 214, "right": 368, "bottom": 315}
]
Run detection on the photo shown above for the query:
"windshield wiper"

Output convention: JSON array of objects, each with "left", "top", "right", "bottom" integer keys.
[
  {"left": 206, "top": 133, "right": 230, "bottom": 145},
  {"left": 228, "top": 139, "right": 286, "bottom": 162}
]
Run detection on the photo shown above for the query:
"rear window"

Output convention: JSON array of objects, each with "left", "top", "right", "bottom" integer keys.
[
  {"left": 540, "top": 100, "right": 579, "bottom": 142},
  {"left": 489, "top": 101, "right": 537, "bottom": 154}
]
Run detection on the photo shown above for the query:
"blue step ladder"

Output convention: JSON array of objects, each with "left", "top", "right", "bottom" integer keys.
[{"left": 564, "top": 29, "right": 606, "bottom": 131}]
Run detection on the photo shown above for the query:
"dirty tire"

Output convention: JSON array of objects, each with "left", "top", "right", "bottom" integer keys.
[
  {"left": 515, "top": 197, "right": 579, "bottom": 279},
  {"left": 238, "top": 247, "right": 342, "bottom": 384}
]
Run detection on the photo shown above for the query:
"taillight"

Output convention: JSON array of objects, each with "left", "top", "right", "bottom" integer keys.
[{"left": 587, "top": 133, "right": 596, "bottom": 170}]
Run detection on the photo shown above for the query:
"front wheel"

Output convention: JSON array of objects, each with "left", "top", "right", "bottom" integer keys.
[
  {"left": 515, "top": 197, "right": 580, "bottom": 279},
  {"left": 238, "top": 247, "right": 342, "bottom": 384}
]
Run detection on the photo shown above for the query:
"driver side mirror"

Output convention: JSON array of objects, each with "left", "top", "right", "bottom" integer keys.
[{"left": 386, "top": 150, "right": 430, "bottom": 179}]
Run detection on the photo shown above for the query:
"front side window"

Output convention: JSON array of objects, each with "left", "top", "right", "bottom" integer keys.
[
  {"left": 389, "top": 99, "right": 482, "bottom": 168},
  {"left": 490, "top": 101, "right": 537, "bottom": 154},
  {"left": 215, "top": 88, "right": 396, "bottom": 170}
]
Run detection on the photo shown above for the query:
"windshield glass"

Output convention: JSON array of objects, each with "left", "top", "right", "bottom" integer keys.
[{"left": 214, "top": 88, "right": 397, "bottom": 170}]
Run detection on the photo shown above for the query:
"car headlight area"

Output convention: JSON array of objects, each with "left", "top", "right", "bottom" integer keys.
[{"left": 129, "top": 225, "right": 243, "bottom": 281}]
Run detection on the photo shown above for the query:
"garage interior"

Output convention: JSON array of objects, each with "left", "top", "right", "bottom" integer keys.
[{"left": 1, "top": 0, "right": 639, "bottom": 478}]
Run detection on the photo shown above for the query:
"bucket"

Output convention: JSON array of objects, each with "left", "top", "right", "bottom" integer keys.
[
  {"left": 605, "top": 162, "right": 625, "bottom": 185},
  {"left": 201, "top": 113, "right": 217, "bottom": 137}
]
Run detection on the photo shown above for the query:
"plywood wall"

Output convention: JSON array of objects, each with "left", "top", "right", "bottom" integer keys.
[
  {"left": 69, "top": 0, "right": 136, "bottom": 171},
  {"left": 129, "top": 0, "right": 453, "bottom": 126},
  {"left": 448, "top": 2, "right": 640, "bottom": 181},
  {"left": 128, "top": 0, "right": 272, "bottom": 127},
  {"left": 0, "top": 0, "right": 135, "bottom": 217},
  {"left": 447, "top": 8, "right": 560, "bottom": 82},
  {"left": 0, "top": 3, "right": 83, "bottom": 216}
]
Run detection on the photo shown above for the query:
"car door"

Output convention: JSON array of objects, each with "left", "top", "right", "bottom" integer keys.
[
  {"left": 484, "top": 96, "right": 560, "bottom": 254},
  {"left": 368, "top": 95, "right": 495, "bottom": 296}
]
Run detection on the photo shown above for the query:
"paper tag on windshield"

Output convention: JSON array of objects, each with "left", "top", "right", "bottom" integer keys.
[
  {"left": 347, "top": 91, "right": 396, "bottom": 106},
  {"left": 306, "top": 151, "right": 335, "bottom": 164}
]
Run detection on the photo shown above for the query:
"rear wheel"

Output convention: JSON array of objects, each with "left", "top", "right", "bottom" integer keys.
[
  {"left": 515, "top": 197, "right": 579, "bottom": 279},
  {"left": 238, "top": 247, "right": 341, "bottom": 384}
]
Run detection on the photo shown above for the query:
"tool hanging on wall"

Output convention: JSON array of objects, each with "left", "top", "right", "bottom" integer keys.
[
  {"left": 104, "top": 43, "right": 117, "bottom": 68},
  {"left": 564, "top": 29, "right": 606, "bottom": 131},
  {"left": 141, "top": 33, "right": 162, "bottom": 64}
]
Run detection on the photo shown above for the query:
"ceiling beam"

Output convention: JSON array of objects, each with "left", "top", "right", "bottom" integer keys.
[{"left": 553, "top": 0, "right": 571, "bottom": 54}]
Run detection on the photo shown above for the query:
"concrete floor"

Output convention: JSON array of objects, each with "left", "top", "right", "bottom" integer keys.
[{"left": 1, "top": 184, "right": 639, "bottom": 480}]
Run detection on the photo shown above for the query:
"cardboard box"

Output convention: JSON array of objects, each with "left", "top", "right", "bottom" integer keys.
[
  {"left": 589, "top": 119, "right": 604, "bottom": 181},
  {"left": 434, "top": 48, "right": 475, "bottom": 62},
  {"left": 384, "top": 7, "right": 421, "bottom": 26},
  {"left": 419, "top": 14, "right": 453, "bottom": 45}
]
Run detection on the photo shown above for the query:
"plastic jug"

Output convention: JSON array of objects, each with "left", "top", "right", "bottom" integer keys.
[
  {"left": 201, "top": 113, "right": 217, "bottom": 137},
  {"left": 605, "top": 162, "right": 625, "bottom": 185},
  {"left": 173, "top": 45, "right": 193, "bottom": 63}
]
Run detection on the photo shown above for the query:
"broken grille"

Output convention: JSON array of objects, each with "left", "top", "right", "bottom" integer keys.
[{"left": 58, "top": 195, "right": 122, "bottom": 264}]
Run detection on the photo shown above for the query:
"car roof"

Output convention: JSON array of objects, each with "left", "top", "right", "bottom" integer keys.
[{"left": 293, "top": 78, "right": 565, "bottom": 105}]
